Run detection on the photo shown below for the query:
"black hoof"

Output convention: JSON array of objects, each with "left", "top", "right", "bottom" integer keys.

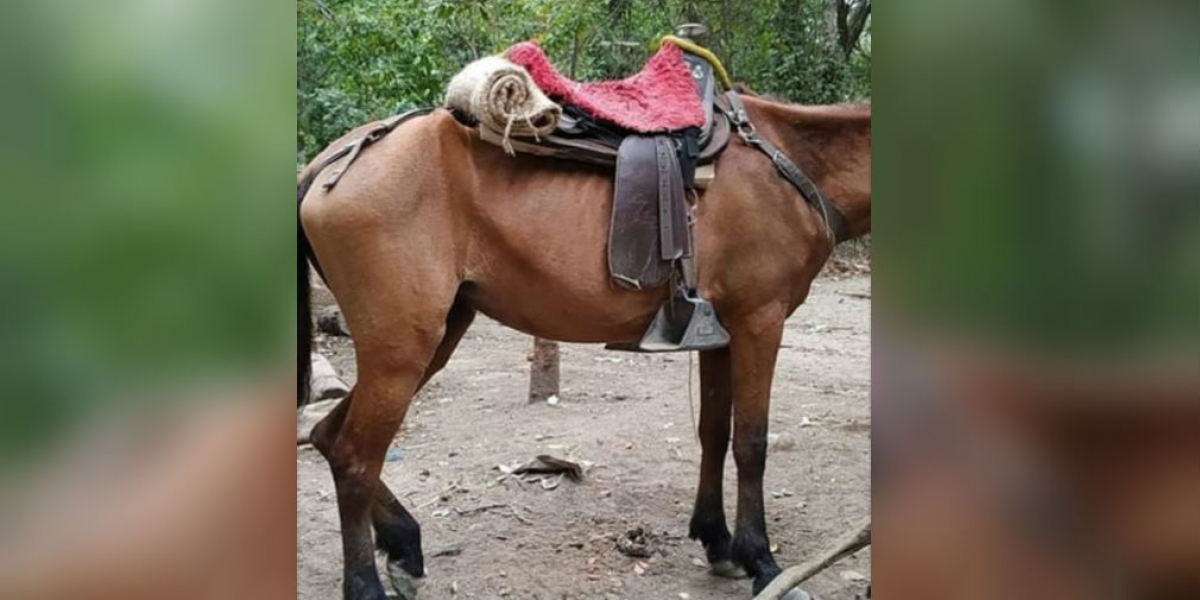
[
  {"left": 689, "top": 514, "right": 736, "bottom": 565},
  {"left": 750, "top": 564, "right": 783, "bottom": 595},
  {"left": 386, "top": 560, "right": 422, "bottom": 600},
  {"left": 781, "top": 589, "right": 813, "bottom": 600},
  {"left": 385, "top": 552, "right": 424, "bottom": 579},
  {"left": 345, "top": 565, "right": 389, "bottom": 600},
  {"left": 710, "top": 560, "right": 749, "bottom": 579},
  {"left": 374, "top": 516, "right": 424, "bottom": 577},
  {"left": 750, "top": 577, "right": 813, "bottom": 600}
]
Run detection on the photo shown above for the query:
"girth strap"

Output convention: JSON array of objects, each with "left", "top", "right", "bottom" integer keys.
[{"left": 718, "top": 91, "right": 849, "bottom": 243}]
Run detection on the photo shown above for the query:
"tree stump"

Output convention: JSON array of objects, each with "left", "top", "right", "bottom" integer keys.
[{"left": 528, "top": 337, "right": 560, "bottom": 403}]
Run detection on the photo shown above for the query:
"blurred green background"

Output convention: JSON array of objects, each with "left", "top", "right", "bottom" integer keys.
[
  {"left": 874, "top": 0, "right": 1199, "bottom": 357},
  {"left": 0, "top": 0, "right": 295, "bottom": 468},
  {"left": 298, "top": 0, "right": 872, "bottom": 164}
]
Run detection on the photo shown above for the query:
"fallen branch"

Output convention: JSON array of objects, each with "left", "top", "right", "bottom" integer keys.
[
  {"left": 454, "top": 503, "right": 508, "bottom": 516},
  {"left": 414, "top": 482, "right": 462, "bottom": 511},
  {"left": 836, "top": 291, "right": 872, "bottom": 300},
  {"left": 508, "top": 506, "right": 534, "bottom": 525},
  {"left": 753, "top": 517, "right": 871, "bottom": 600}
]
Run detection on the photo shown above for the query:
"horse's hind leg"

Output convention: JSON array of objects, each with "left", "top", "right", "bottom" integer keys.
[
  {"left": 310, "top": 295, "right": 473, "bottom": 600},
  {"left": 319, "top": 285, "right": 455, "bottom": 600},
  {"left": 372, "top": 297, "right": 475, "bottom": 583},
  {"left": 312, "top": 398, "right": 425, "bottom": 589}
]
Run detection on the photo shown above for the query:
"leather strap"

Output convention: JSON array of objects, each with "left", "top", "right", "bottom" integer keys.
[
  {"left": 319, "top": 107, "right": 436, "bottom": 191},
  {"left": 718, "top": 92, "right": 849, "bottom": 243},
  {"left": 299, "top": 107, "right": 435, "bottom": 283},
  {"left": 656, "top": 137, "right": 679, "bottom": 261}
]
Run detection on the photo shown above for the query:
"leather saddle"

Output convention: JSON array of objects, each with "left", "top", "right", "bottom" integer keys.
[{"left": 479, "top": 43, "right": 732, "bottom": 353}]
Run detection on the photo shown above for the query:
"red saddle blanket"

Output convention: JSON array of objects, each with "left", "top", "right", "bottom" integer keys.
[{"left": 505, "top": 41, "right": 706, "bottom": 133}]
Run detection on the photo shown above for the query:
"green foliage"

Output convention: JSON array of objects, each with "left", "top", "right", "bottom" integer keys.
[{"left": 297, "top": 0, "right": 871, "bottom": 163}]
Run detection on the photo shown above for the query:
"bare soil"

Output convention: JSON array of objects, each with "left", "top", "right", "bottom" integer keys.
[{"left": 298, "top": 274, "right": 870, "bottom": 600}]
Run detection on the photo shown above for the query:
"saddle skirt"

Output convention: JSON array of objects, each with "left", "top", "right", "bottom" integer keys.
[{"left": 505, "top": 41, "right": 706, "bottom": 133}]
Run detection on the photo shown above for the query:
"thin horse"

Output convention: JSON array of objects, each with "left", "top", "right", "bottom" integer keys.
[{"left": 298, "top": 94, "right": 870, "bottom": 600}]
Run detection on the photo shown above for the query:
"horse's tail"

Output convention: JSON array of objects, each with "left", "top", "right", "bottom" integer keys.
[
  {"left": 298, "top": 226, "right": 312, "bottom": 407},
  {"left": 297, "top": 170, "right": 319, "bottom": 407}
]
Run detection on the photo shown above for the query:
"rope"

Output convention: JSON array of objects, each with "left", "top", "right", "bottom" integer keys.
[
  {"left": 688, "top": 351, "right": 699, "bottom": 445},
  {"left": 659, "top": 35, "right": 734, "bottom": 90}
]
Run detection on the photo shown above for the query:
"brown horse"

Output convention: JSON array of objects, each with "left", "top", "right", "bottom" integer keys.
[{"left": 298, "top": 94, "right": 870, "bottom": 600}]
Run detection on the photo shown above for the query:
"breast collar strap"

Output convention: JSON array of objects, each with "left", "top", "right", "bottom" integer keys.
[{"left": 718, "top": 91, "right": 849, "bottom": 243}]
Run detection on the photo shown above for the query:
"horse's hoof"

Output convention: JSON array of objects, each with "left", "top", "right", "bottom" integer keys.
[
  {"left": 781, "top": 588, "right": 814, "bottom": 600},
  {"left": 710, "top": 560, "right": 749, "bottom": 579},
  {"left": 386, "top": 560, "right": 422, "bottom": 600}
]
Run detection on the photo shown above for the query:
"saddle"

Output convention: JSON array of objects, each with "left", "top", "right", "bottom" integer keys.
[{"left": 480, "top": 36, "right": 735, "bottom": 353}]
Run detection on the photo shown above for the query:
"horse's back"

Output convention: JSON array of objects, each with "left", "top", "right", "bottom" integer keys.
[
  {"left": 298, "top": 110, "right": 660, "bottom": 342},
  {"left": 299, "top": 111, "right": 469, "bottom": 210}
]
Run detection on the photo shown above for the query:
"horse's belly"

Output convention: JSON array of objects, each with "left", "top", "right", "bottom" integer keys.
[
  {"left": 462, "top": 272, "right": 665, "bottom": 344},
  {"left": 461, "top": 215, "right": 666, "bottom": 342}
]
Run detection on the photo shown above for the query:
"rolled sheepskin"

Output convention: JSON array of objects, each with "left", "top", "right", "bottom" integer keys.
[{"left": 445, "top": 56, "right": 561, "bottom": 153}]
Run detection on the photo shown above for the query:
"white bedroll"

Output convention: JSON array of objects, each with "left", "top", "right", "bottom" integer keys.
[{"left": 444, "top": 56, "right": 561, "bottom": 154}]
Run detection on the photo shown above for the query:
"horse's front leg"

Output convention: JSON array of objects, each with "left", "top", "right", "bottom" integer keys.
[
  {"left": 727, "top": 310, "right": 794, "bottom": 596},
  {"left": 689, "top": 347, "right": 747, "bottom": 578}
]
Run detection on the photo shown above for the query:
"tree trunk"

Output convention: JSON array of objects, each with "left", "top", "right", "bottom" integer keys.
[
  {"left": 827, "top": 0, "right": 850, "bottom": 56},
  {"left": 846, "top": 1, "right": 871, "bottom": 56},
  {"left": 829, "top": 0, "right": 870, "bottom": 58},
  {"left": 528, "top": 337, "right": 560, "bottom": 403},
  {"left": 569, "top": 29, "right": 581, "bottom": 80}
]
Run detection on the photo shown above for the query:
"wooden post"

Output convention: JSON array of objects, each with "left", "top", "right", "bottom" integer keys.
[
  {"left": 527, "top": 28, "right": 573, "bottom": 407},
  {"left": 528, "top": 337, "right": 560, "bottom": 403}
]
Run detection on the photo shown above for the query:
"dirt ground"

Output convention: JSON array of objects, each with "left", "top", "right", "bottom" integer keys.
[{"left": 298, "top": 272, "right": 871, "bottom": 600}]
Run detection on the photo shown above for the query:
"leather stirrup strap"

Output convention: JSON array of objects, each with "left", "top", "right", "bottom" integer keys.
[{"left": 718, "top": 91, "right": 850, "bottom": 243}]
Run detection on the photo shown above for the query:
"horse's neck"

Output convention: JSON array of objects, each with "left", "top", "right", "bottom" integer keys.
[{"left": 749, "top": 99, "right": 872, "bottom": 240}]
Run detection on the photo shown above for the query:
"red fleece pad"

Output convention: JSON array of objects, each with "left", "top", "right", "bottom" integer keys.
[{"left": 505, "top": 41, "right": 706, "bottom": 133}]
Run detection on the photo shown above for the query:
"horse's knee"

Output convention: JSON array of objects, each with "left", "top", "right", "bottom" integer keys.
[{"left": 732, "top": 428, "right": 769, "bottom": 475}]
